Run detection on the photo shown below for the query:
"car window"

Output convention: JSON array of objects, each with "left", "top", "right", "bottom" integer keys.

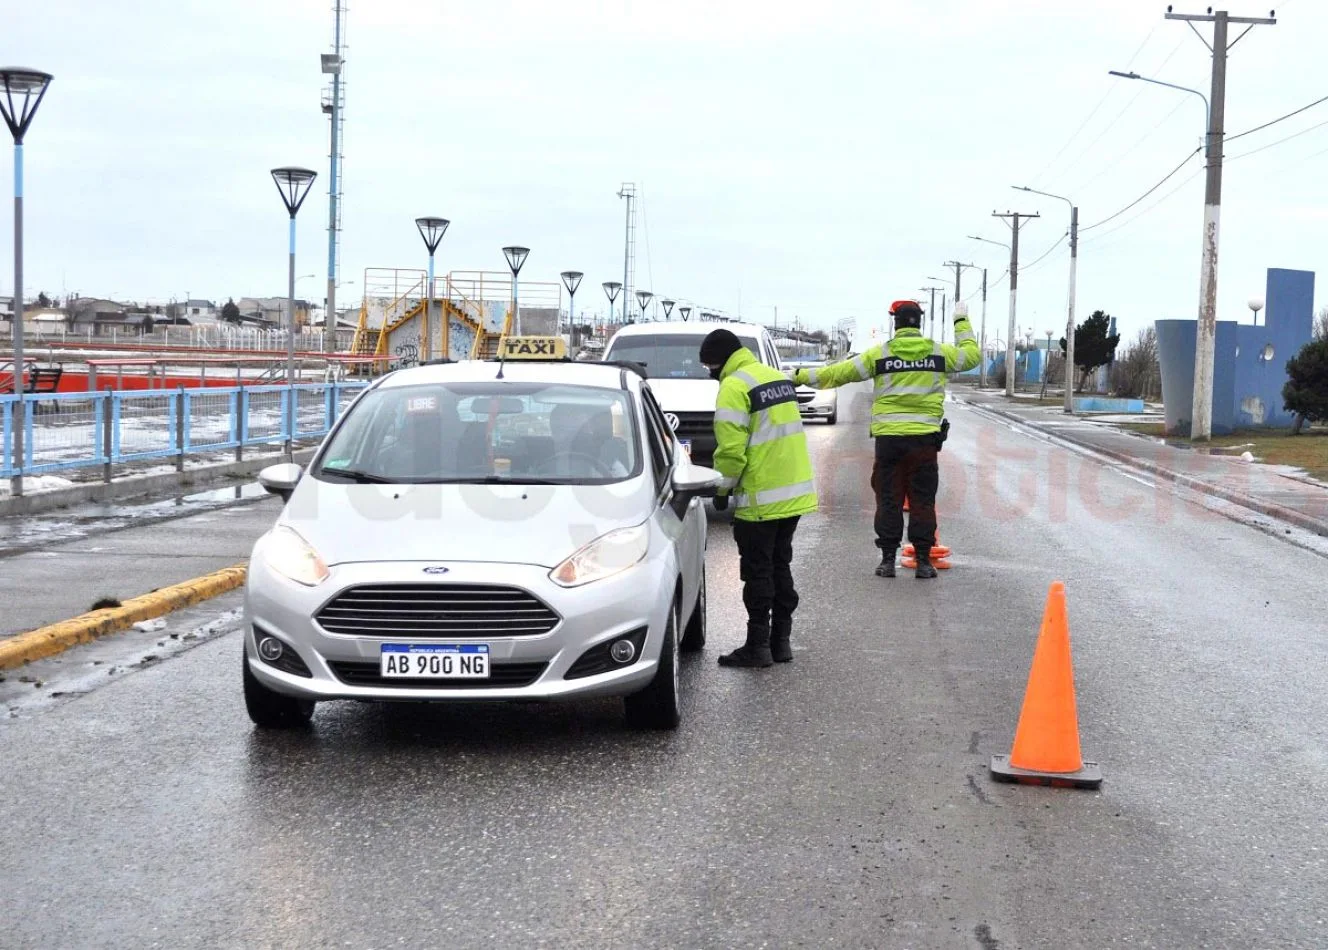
[
  {"left": 314, "top": 381, "right": 640, "bottom": 485},
  {"left": 638, "top": 388, "right": 674, "bottom": 489},
  {"left": 605, "top": 333, "right": 761, "bottom": 379}
]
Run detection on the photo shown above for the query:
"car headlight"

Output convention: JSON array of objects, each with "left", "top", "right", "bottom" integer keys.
[
  {"left": 262, "top": 525, "right": 330, "bottom": 587},
  {"left": 550, "top": 524, "right": 649, "bottom": 588}
]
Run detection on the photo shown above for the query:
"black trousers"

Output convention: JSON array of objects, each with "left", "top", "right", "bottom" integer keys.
[
  {"left": 872, "top": 435, "right": 939, "bottom": 557},
  {"left": 732, "top": 516, "right": 801, "bottom": 643}
]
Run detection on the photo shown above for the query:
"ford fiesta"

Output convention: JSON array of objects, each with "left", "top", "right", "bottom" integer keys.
[{"left": 242, "top": 342, "right": 721, "bottom": 731}]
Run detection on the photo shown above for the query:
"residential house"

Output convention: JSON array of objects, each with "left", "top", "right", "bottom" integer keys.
[{"left": 237, "top": 296, "right": 313, "bottom": 328}]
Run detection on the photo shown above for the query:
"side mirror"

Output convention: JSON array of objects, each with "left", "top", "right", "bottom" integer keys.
[
  {"left": 257, "top": 463, "right": 303, "bottom": 502},
  {"left": 670, "top": 460, "right": 722, "bottom": 517}
]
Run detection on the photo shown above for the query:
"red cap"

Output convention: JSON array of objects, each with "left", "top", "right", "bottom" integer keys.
[{"left": 889, "top": 299, "right": 922, "bottom": 315}]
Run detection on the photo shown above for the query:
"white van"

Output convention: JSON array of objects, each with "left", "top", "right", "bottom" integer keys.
[{"left": 602, "top": 321, "right": 782, "bottom": 467}]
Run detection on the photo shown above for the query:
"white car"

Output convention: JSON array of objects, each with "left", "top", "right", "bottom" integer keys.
[
  {"left": 243, "top": 339, "right": 722, "bottom": 731},
  {"left": 784, "top": 359, "right": 838, "bottom": 424},
  {"left": 601, "top": 321, "right": 783, "bottom": 467}
]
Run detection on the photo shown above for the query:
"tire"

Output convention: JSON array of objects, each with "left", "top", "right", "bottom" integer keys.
[
  {"left": 243, "top": 649, "right": 315, "bottom": 729},
  {"left": 624, "top": 597, "right": 681, "bottom": 730},
  {"left": 680, "top": 567, "right": 707, "bottom": 653}
]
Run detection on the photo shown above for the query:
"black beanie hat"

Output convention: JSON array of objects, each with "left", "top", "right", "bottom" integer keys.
[
  {"left": 699, "top": 329, "right": 743, "bottom": 366},
  {"left": 892, "top": 301, "right": 923, "bottom": 329}
]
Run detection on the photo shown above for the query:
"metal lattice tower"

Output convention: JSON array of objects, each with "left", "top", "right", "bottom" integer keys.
[
  {"left": 618, "top": 183, "right": 636, "bottom": 322},
  {"left": 321, "top": 0, "right": 347, "bottom": 332}
]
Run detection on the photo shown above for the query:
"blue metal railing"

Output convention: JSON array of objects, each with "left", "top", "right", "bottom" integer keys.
[{"left": 0, "top": 381, "right": 368, "bottom": 482}]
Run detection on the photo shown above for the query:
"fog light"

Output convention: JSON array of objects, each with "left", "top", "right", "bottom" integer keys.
[
  {"left": 610, "top": 639, "right": 636, "bottom": 664},
  {"left": 258, "top": 637, "right": 285, "bottom": 662}
]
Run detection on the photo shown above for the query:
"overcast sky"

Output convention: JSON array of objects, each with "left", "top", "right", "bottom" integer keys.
[{"left": 4, "top": 0, "right": 1325, "bottom": 342}]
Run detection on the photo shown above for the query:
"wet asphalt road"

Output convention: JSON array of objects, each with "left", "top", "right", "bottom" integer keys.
[{"left": 2, "top": 384, "right": 1327, "bottom": 949}]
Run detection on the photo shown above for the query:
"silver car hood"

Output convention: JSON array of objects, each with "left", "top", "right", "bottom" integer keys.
[{"left": 280, "top": 477, "right": 654, "bottom": 569}]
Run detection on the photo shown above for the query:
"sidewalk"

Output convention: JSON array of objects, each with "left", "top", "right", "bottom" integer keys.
[{"left": 958, "top": 389, "right": 1328, "bottom": 538}]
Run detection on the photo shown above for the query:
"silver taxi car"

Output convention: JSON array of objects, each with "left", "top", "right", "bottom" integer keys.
[{"left": 243, "top": 338, "right": 721, "bottom": 731}]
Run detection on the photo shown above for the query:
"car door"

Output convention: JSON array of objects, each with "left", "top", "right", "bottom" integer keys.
[{"left": 640, "top": 387, "right": 703, "bottom": 618}]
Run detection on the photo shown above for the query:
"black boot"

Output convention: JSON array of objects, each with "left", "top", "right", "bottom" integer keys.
[
  {"left": 770, "top": 620, "right": 793, "bottom": 663},
  {"left": 914, "top": 550, "right": 938, "bottom": 580},
  {"left": 875, "top": 550, "right": 897, "bottom": 578},
  {"left": 719, "top": 623, "right": 773, "bottom": 668}
]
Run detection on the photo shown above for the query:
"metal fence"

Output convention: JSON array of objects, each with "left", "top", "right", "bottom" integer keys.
[{"left": 1, "top": 380, "right": 369, "bottom": 484}]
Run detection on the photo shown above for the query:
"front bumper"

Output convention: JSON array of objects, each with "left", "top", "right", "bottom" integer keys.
[
  {"left": 244, "top": 555, "right": 674, "bottom": 703},
  {"left": 797, "top": 387, "right": 836, "bottom": 418}
]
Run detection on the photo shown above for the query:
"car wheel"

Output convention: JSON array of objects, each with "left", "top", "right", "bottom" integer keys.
[
  {"left": 243, "top": 649, "right": 315, "bottom": 729},
  {"left": 826, "top": 407, "right": 838, "bottom": 425},
  {"left": 680, "top": 567, "right": 707, "bottom": 653},
  {"left": 624, "top": 596, "right": 681, "bottom": 730}
]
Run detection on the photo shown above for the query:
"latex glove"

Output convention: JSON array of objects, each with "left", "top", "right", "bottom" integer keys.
[
  {"left": 954, "top": 301, "right": 969, "bottom": 320},
  {"left": 712, "top": 493, "right": 729, "bottom": 511}
]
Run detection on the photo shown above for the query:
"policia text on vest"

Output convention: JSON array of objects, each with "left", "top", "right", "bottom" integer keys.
[
  {"left": 699, "top": 329, "right": 817, "bottom": 669},
  {"left": 793, "top": 299, "right": 979, "bottom": 578}
]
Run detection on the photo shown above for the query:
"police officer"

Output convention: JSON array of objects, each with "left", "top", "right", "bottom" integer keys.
[
  {"left": 793, "top": 299, "right": 979, "bottom": 579},
  {"left": 700, "top": 329, "right": 818, "bottom": 668}
]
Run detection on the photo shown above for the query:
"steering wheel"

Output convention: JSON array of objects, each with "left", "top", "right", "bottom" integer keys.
[{"left": 533, "top": 450, "right": 614, "bottom": 478}]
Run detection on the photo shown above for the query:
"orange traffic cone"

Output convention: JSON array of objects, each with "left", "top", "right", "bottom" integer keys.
[
  {"left": 903, "top": 536, "right": 951, "bottom": 560},
  {"left": 990, "top": 582, "right": 1102, "bottom": 789}
]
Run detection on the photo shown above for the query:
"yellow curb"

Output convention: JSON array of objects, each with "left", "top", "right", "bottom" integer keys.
[{"left": 0, "top": 563, "right": 249, "bottom": 671}]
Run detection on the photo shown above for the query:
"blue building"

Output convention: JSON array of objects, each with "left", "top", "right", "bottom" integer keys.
[{"left": 1156, "top": 268, "right": 1314, "bottom": 435}]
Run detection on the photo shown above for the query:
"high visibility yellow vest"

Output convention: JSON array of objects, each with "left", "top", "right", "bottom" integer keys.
[
  {"left": 713, "top": 349, "right": 818, "bottom": 522},
  {"left": 797, "top": 319, "right": 980, "bottom": 437}
]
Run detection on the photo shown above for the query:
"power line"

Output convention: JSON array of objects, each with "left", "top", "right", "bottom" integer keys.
[
  {"left": 1226, "top": 92, "right": 1328, "bottom": 142},
  {"left": 1069, "top": 95, "right": 1192, "bottom": 194},
  {"left": 1080, "top": 166, "right": 1203, "bottom": 248},
  {"left": 1021, "top": 233, "right": 1069, "bottom": 275},
  {"left": 1226, "top": 116, "right": 1328, "bottom": 162},
  {"left": 1079, "top": 147, "right": 1201, "bottom": 232}
]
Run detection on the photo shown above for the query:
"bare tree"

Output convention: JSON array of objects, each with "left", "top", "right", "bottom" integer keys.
[
  {"left": 1315, "top": 306, "right": 1328, "bottom": 342},
  {"left": 1111, "top": 326, "right": 1161, "bottom": 400}
]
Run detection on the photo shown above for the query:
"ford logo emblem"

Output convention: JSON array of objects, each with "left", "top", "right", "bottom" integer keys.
[
  {"left": 422, "top": 566, "right": 450, "bottom": 575},
  {"left": 664, "top": 412, "right": 680, "bottom": 431}
]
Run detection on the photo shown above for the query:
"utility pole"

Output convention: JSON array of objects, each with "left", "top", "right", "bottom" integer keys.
[
  {"left": 920, "top": 285, "right": 943, "bottom": 339},
  {"left": 992, "top": 211, "right": 1039, "bottom": 397},
  {"left": 979, "top": 268, "right": 989, "bottom": 389},
  {"left": 321, "top": 0, "right": 347, "bottom": 341},
  {"left": 1167, "top": 6, "right": 1275, "bottom": 439},
  {"left": 618, "top": 183, "right": 636, "bottom": 323},
  {"left": 943, "top": 260, "right": 975, "bottom": 346}
]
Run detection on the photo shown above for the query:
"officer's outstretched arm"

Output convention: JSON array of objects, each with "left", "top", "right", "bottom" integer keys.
[
  {"left": 794, "top": 347, "right": 878, "bottom": 389},
  {"left": 942, "top": 302, "right": 981, "bottom": 373}
]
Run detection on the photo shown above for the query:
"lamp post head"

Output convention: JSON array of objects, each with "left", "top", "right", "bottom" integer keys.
[
  {"left": 560, "top": 271, "right": 584, "bottom": 296},
  {"left": 0, "top": 68, "right": 53, "bottom": 143},
  {"left": 636, "top": 290, "right": 653, "bottom": 312},
  {"left": 661, "top": 298, "right": 675, "bottom": 319},
  {"left": 679, "top": 305, "right": 692, "bottom": 321},
  {"left": 415, "top": 217, "right": 450, "bottom": 255},
  {"left": 1247, "top": 297, "right": 1264, "bottom": 312},
  {"left": 1108, "top": 70, "right": 1141, "bottom": 80},
  {"left": 502, "top": 246, "right": 530, "bottom": 276},
  {"left": 602, "top": 281, "right": 621, "bottom": 302},
  {"left": 271, "top": 167, "right": 318, "bottom": 217}
]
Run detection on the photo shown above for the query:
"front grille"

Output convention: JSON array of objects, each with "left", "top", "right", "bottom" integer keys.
[
  {"left": 796, "top": 391, "right": 815, "bottom": 404},
  {"left": 328, "top": 660, "right": 547, "bottom": 689},
  {"left": 316, "top": 584, "right": 561, "bottom": 638},
  {"left": 671, "top": 411, "right": 714, "bottom": 437}
]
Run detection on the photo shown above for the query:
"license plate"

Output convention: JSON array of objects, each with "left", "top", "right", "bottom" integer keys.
[
  {"left": 380, "top": 643, "right": 490, "bottom": 679},
  {"left": 680, "top": 439, "right": 692, "bottom": 457}
]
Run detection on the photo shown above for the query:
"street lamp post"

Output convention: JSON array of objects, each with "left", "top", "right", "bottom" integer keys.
[
  {"left": 560, "top": 270, "right": 583, "bottom": 340},
  {"left": 602, "top": 281, "right": 621, "bottom": 326},
  {"left": 636, "top": 290, "right": 653, "bottom": 322},
  {"left": 1109, "top": 68, "right": 1218, "bottom": 438},
  {"left": 1015, "top": 184, "right": 1078, "bottom": 413},
  {"left": 415, "top": 217, "right": 449, "bottom": 360},
  {"left": 1248, "top": 296, "right": 1264, "bottom": 326},
  {"left": 969, "top": 235, "right": 1011, "bottom": 393},
  {"left": 679, "top": 305, "right": 692, "bottom": 322},
  {"left": 661, "top": 298, "right": 675, "bottom": 321},
  {"left": 502, "top": 246, "right": 529, "bottom": 335},
  {"left": 1041, "top": 329, "right": 1055, "bottom": 400},
  {"left": 270, "top": 166, "right": 317, "bottom": 459},
  {"left": 1, "top": 67, "right": 53, "bottom": 497}
]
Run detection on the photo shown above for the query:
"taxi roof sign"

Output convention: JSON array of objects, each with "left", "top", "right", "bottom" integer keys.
[{"left": 497, "top": 335, "right": 567, "bottom": 360}]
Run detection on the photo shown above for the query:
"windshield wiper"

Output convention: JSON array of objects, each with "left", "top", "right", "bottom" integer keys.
[{"left": 319, "top": 467, "right": 395, "bottom": 484}]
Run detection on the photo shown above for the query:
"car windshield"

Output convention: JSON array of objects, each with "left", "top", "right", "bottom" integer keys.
[
  {"left": 606, "top": 333, "right": 760, "bottom": 379},
  {"left": 314, "top": 382, "right": 641, "bottom": 485}
]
